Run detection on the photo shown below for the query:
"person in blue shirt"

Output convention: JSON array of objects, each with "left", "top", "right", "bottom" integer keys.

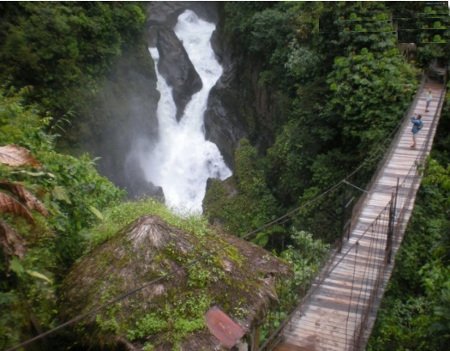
[{"left": 410, "top": 113, "right": 423, "bottom": 148}]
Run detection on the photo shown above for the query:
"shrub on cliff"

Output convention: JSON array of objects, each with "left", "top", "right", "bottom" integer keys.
[{"left": 0, "top": 89, "right": 123, "bottom": 349}]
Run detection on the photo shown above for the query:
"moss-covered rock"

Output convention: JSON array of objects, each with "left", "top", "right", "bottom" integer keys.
[{"left": 61, "top": 214, "right": 291, "bottom": 350}]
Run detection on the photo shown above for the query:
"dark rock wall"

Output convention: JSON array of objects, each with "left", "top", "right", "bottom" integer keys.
[{"left": 205, "top": 3, "right": 279, "bottom": 166}]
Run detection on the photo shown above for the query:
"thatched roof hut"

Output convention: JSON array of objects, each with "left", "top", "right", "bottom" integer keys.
[{"left": 61, "top": 215, "right": 291, "bottom": 350}]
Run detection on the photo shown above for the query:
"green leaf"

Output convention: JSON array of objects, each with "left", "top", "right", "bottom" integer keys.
[
  {"left": 52, "top": 185, "right": 71, "bottom": 204},
  {"left": 89, "top": 205, "right": 104, "bottom": 220},
  {"left": 12, "top": 170, "right": 54, "bottom": 177},
  {"left": 26, "top": 270, "right": 53, "bottom": 284}
]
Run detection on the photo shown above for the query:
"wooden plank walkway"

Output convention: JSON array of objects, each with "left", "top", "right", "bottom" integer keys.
[{"left": 272, "top": 79, "right": 446, "bottom": 351}]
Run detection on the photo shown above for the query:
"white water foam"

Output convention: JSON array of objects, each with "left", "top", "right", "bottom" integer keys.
[{"left": 142, "top": 10, "right": 231, "bottom": 215}]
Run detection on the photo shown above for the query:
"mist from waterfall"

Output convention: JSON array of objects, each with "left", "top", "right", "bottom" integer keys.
[{"left": 141, "top": 10, "right": 231, "bottom": 214}]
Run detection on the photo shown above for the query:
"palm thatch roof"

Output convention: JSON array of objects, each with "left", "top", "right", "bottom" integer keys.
[{"left": 61, "top": 215, "right": 291, "bottom": 350}]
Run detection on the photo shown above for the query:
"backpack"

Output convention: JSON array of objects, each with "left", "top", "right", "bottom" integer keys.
[{"left": 417, "top": 120, "right": 423, "bottom": 130}]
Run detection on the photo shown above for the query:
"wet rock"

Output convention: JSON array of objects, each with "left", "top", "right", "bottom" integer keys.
[
  {"left": 204, "top": 9, "right": 247, "bottom": 169},
  {"left": 204, "top": 61, "right": 247, "bottom": 169},
  {"left": 146, "top": 2, "right": 220, "bottom": 121},
  {"left": 154, "top": 26, "right": 202, "bottom": 121}
]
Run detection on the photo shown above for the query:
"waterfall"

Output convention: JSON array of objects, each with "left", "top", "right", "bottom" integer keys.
[{"left": 142, "top": 10, "right": 231, "bottom": 214}]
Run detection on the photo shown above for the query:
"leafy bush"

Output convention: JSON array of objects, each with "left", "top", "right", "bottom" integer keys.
[
  {"left": 204, "top": 139, "right": 280, "bottom": 247},
  {"left": 0, "top": 89, "right": 123, "bottom": 349}
]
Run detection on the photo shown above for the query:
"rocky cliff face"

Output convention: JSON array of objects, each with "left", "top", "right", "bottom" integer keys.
[{"left": 204, "top": 4, "right": 279, "bottom": 167}]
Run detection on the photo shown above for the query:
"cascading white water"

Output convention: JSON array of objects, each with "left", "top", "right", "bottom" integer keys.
[{"left": 142, "top": 10, "right": 231, "bottom": 214}]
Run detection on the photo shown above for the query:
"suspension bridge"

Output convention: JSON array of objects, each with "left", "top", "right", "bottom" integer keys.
[{"left": 262, "top": 75, "right": 447, "bottom": 351}]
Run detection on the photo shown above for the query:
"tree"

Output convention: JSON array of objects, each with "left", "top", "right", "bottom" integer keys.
[{"left": 0, "top": 2, "right": 145, "bottom": 119}]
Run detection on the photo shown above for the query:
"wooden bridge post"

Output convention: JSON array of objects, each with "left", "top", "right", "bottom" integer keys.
[
  {"left": 386, "top": 179, "right": 399, "bottom": 264},
  {"left": 339, "top": 186, "right": 354, "bottom": 253},
  {"left": 393, "top": 178, "right": 399, "bottom": 239},
  {"left": 386, "top": 197, "right": 394, "bottom": 264},
  {"left": 251, "top": 326, "right": 260, "bottom": 351}
]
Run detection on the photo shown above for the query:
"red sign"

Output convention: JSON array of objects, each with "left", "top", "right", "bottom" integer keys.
[{"left": 205, "top": 306, "right": 245, "bottom": 348}]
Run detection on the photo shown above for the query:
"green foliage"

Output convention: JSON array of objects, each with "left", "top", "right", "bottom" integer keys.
[
  {"left": 0, "top": 90, "right": 54, "bottom": 152},
  {"left": 0, "top": 89, "right": 123, "bottom": 349},
  {"left": 126, "top": 293, "right": 210, "bottom": 349},
  {"left": 127, "top": 313, "right": 168, "bottom": 340},
  {"left": 0, "top": 2, "right": 146, "bottom": 118},
  {"left": 263, "top": 2, "right": 418, "bottom": 221},
  {"left": 204, "top": 139, "right": 279, "bottom": 246},
  {"left": 280, "top": 230, "right": 329, "bottom": 288},
  {"left": 270, "top": 44, "right": 416, "bottom": 240},
  {"left": 223, "top": 2, "right": 276, "bottom": 54},
  {"left": 285, "top": 43, "right": 323, "bottom": 84},
  {"left": 38, "top": 152, "right": 123, "bottom": 264},
  {"left": 87, "top": 197, "right": 210, "bottom": 250},
  {"left": 415, "top": 5, "right": 450, "bottom": 66},
  {"left": 334, "top": 3, "right": 398, "bottom": 53},
  {"left": 433, "top": 84, "right": 450, "bottom": 164},
  {"left": 326, "top": 47, "right": 417, "bottom": 151},
  {"left": 224, "top": 2, "right": 296, "bottom": 86}
]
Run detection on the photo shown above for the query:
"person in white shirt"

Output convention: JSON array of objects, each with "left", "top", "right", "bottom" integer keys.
[{"left": 425, "top": 89, "right": 432, "bottom": 112}]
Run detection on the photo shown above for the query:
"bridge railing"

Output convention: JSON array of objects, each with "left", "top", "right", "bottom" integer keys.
[{"left": 350, "top": 191, "right": 396, "bottom": 350}]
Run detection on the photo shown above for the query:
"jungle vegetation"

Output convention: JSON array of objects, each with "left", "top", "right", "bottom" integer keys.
[{"left": 0, "top": 1, "right": 448, "bottom": 350}]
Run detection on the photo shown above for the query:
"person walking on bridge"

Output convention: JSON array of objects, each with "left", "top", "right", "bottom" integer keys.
[
  {"left": 425, "top": 89, "right": 432, "bottom": 112},
  {"left": 410, "top": 113, "right": 423, "bottom": 149}
]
